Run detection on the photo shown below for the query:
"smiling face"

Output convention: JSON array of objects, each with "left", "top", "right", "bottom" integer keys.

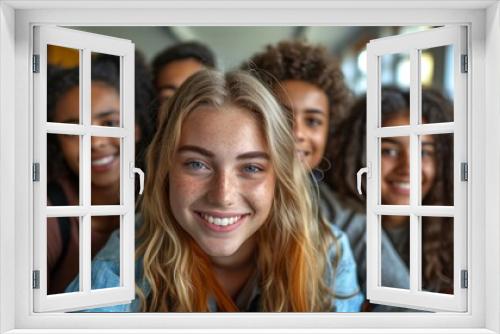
[
  {"left": 275, "top": 80, "right": 329, "bottom": 170},
  {"left": 54, "top": 82, "right": 121, "bottom": 189},
  {"left": 169, "top": 105, "right": 276, "bottom": 264},
  {"left": 381, "top": 113, "right": 437, "bottom": 205}
]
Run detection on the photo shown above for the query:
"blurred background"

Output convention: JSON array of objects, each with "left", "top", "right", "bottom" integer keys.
[{"left": 46, "top": 26, "right": 453, "bottom": 98}]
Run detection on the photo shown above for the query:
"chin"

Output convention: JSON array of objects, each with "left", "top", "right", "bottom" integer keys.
[{"left": 200, "top": 241, "right": 240, "bottom": 258}]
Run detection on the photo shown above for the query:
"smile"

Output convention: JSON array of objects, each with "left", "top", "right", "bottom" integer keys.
[
  {"left": 201, "top": 213, "right": 241, "bottom": 226},
  {"left": 391, "top": 181, "right": 410, "bottom": 190},
  {"left": 296, "top": 150, "right": 310, "bottom": 158},
  {"left": 92, "top": 154, "right": 116, "bottom": 166},
  {"left": 195, "top": 211, "right": 249, "bottom": 232}
]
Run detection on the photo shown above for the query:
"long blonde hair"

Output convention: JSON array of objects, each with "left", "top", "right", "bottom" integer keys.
[{"left": 137, "top": 69, "right": 337, "bottom": 312}]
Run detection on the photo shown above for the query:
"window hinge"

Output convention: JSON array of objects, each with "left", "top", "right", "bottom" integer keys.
[
  {"left": 461, "top": 162, "right": 468, "bottom": 181},
  {"left": 461, "top": 270, "right": 468, "bottom": 289},
  {"left": 461, "top": 54, "right": 468, "bottom": 73},
  {"left": 32, "top": 55, "right": 40, "bottom": 73},
  {"left": 32, "top": 270, "right": 40, "bottom": 289},
  {"left": 32, "top": 163, "right": 40, "bottom": 182}
]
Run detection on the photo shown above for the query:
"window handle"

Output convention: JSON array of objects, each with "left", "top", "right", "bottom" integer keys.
[
  {"left": 130, "top": 162, "right": 145, "bottom": 195},
  {"left": 356, "top": 164, "right": 371, "bottom": 195}
]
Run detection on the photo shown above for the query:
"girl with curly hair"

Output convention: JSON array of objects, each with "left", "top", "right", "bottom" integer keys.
[
  {"left": 331, "top": 87, "right": 454, "bottom": 310},
  {"left": 67, "top": 69, "right": 363, "bottom": 312},
  {"left": 242, "top": 40, "right": 354, "bottom": 236}
]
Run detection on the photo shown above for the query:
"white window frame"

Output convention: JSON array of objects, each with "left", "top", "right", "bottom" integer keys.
[
  {"left": 0, "top": 1, "right": 499, "bottom": 333},
  {"left": 365, "top": 26, "right": 468, "bottom": 312},
  {"left": 32, "top": 26, "right": 136, "bottom": 312}
]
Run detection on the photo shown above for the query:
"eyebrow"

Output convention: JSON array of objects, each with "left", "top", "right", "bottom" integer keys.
[
  {"left": 177, "top": 145, "right": 270, "bottom": 160},
  {"left": 381, "top": 138, "right": 402, "bottom": 145},
  {"left": 93, "top": 110, "right": 120, "bottom": 119},
  {"left": 304, "top": 108, "right": 326, "bottom": 116}
]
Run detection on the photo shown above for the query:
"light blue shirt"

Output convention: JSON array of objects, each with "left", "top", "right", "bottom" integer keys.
[{"left": 66, "top": 220, "right": 363, "bottom": 312}]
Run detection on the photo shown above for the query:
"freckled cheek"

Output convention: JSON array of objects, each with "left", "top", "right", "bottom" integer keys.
[
  {"left": 169, "top": 171, "right": 206, "bottom": 202},
  {"left": 242, "top": 176, "right": 276, "bottom": 215}
]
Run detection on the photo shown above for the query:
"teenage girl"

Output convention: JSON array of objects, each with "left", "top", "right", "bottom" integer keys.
[
  {"left": 332, "top": 87, "right": 454, "bottom": 309},
  {"left": 47, "top": 54, "right": 154, "bottom": 294},
  {"left": 67, "top": 69, "right": 363, "bottom": 312},
  {"left": 243, "top": 40, "right": 353, "bottom": 232}
]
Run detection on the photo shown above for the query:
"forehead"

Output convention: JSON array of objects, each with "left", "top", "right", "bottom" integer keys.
[
  {"left": 278, "top": 80, "right": 328, "bottom": 105},
  {"left": 178, "top": 105, "right": 268, "bottom": 154}
]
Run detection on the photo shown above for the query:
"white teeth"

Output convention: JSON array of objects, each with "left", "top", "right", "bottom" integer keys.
[
  {"left": 393, "top": 182, "right": 410, "bottom": 190},
  {"left": 92, "top": 155, "right": 115, "bottom": 166},
  {"left": 202, "top": 213, "right": 241, "bottom": 227}
]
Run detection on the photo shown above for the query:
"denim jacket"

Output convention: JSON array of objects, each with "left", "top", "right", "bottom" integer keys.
[{"left": 66, "top": 217, "right": 363, "bottom": 312}]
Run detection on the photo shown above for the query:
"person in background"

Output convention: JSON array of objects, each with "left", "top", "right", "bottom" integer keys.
[
  {"left": 66, "top": 69, "right": 363, "bottom": 312},
  {"left": 243, "top": 40, "right": 352, "bottom": 225},
  {"left": 46, "top": 53, "right": 154, "bottom": 294},
  {"left": 152, "top": 41, "right": 216, "bottom": 106},
  {"left": 331, "top": 87, "right": 454, "bottom": 310}
]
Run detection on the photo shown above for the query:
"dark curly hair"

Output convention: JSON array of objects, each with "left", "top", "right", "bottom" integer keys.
[
  {"left": 330, "top": 87, "right": 454, "bottom": 293},
  {"left": 242, "top": 40, "right": 352, "bottom": 171},
  {"left": 47, "top": 52, "right": 155, "bottom": 183}
]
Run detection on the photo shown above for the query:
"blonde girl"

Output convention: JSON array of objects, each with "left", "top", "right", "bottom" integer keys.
[{"left": 67, "top": 69, "right": 362, "bottom": 312}]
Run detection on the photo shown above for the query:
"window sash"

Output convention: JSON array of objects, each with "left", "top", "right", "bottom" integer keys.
[
  {"left": 366, "top": 25, "right": 468, "bottom": 312},
  {"left": 32, "top": 25, "right": 136, "bottom": 312},
  {"left": 3, "top": 3, "right": 495, "bottom": 331}
]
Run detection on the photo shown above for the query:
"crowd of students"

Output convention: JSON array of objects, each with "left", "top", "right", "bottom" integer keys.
[{"left": 47, "top": 39, "right": 454, "bottom": 312}]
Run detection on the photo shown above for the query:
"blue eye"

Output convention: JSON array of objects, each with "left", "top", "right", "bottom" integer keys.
[
  {"left": 185, "top": 161, "right": 208, "bottom": 171},
  {"left": 243, "top": 164, "right": 263, "bottom": 174}
]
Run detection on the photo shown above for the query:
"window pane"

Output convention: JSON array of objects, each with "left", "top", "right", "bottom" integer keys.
[
  {"left": 421, "top": 216, "right": 454, "bottom": 294},
  {"left": 47, "top": 134, "right": 81, "bottom": 206},
  {"left": 380, "top": 136, "right": 410, "bottom": 205},
  {"left": 381, "top": 215, "right": 410, "bottom": 289},
  {"left": 380, "top": 52, "right": 410, "bottom": 127},
  {"left": 47, "top": 44, "right": 80, "bottom": 125},
  {"left": 91, "top": 215, "right": 120, "bottom": 290},
  {"left": 47, "top": 216, "right": 80, "bottom": 295},
  {"left": 90, "top": 137, "right": 121, "bottom": 205},
  {"left": 420, "top": 134, "right": 454, "bottom": 206},
  {"left": 420, "top": 45, "right": 454, "bottom": 124},
  {"left": 91, "top": 52, "right": 121, "bottom": 128}
]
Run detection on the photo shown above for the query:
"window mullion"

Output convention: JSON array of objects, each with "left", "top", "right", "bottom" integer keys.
[
  {"left": 409, "top": 48, "right": 421, "bottom": 294},
  {"left": 80, "top": 48, "right": 92, "bottom": 293}
]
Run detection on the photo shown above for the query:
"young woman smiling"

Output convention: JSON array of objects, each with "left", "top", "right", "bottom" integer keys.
[
  {"left": 46, "top": 55, "right": 154, "bottom": 294},
  {"left": 66, "top": 69, "right": 363, "bottom": 312},
  {"left": 331, "top": 87, "right": 454, "bottom": 309}
]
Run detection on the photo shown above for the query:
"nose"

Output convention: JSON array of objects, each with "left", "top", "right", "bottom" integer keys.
[
  {"left": 395, "top": 150, "right": 410, "bottom": 175},
  {"left": 91, "top": 136, "right": 109, "bottom": 150},
  {"left": 293, "top": 118, "right": 305, "bottom": 143},
  {"left": 207, "top": 170, "right": 236, "bottom": 207}
]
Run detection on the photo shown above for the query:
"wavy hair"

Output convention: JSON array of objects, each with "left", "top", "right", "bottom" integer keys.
[
  {"left": 137, "top": 69, "right": 337, "bottom": 312},
  {"left": 330, "top": 87, "right": 454, "bottom": 293}
]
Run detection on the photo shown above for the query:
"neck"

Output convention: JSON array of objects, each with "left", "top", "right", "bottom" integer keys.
[{"left": 211, "top": 237, "right": 257, "bottom": 299}]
